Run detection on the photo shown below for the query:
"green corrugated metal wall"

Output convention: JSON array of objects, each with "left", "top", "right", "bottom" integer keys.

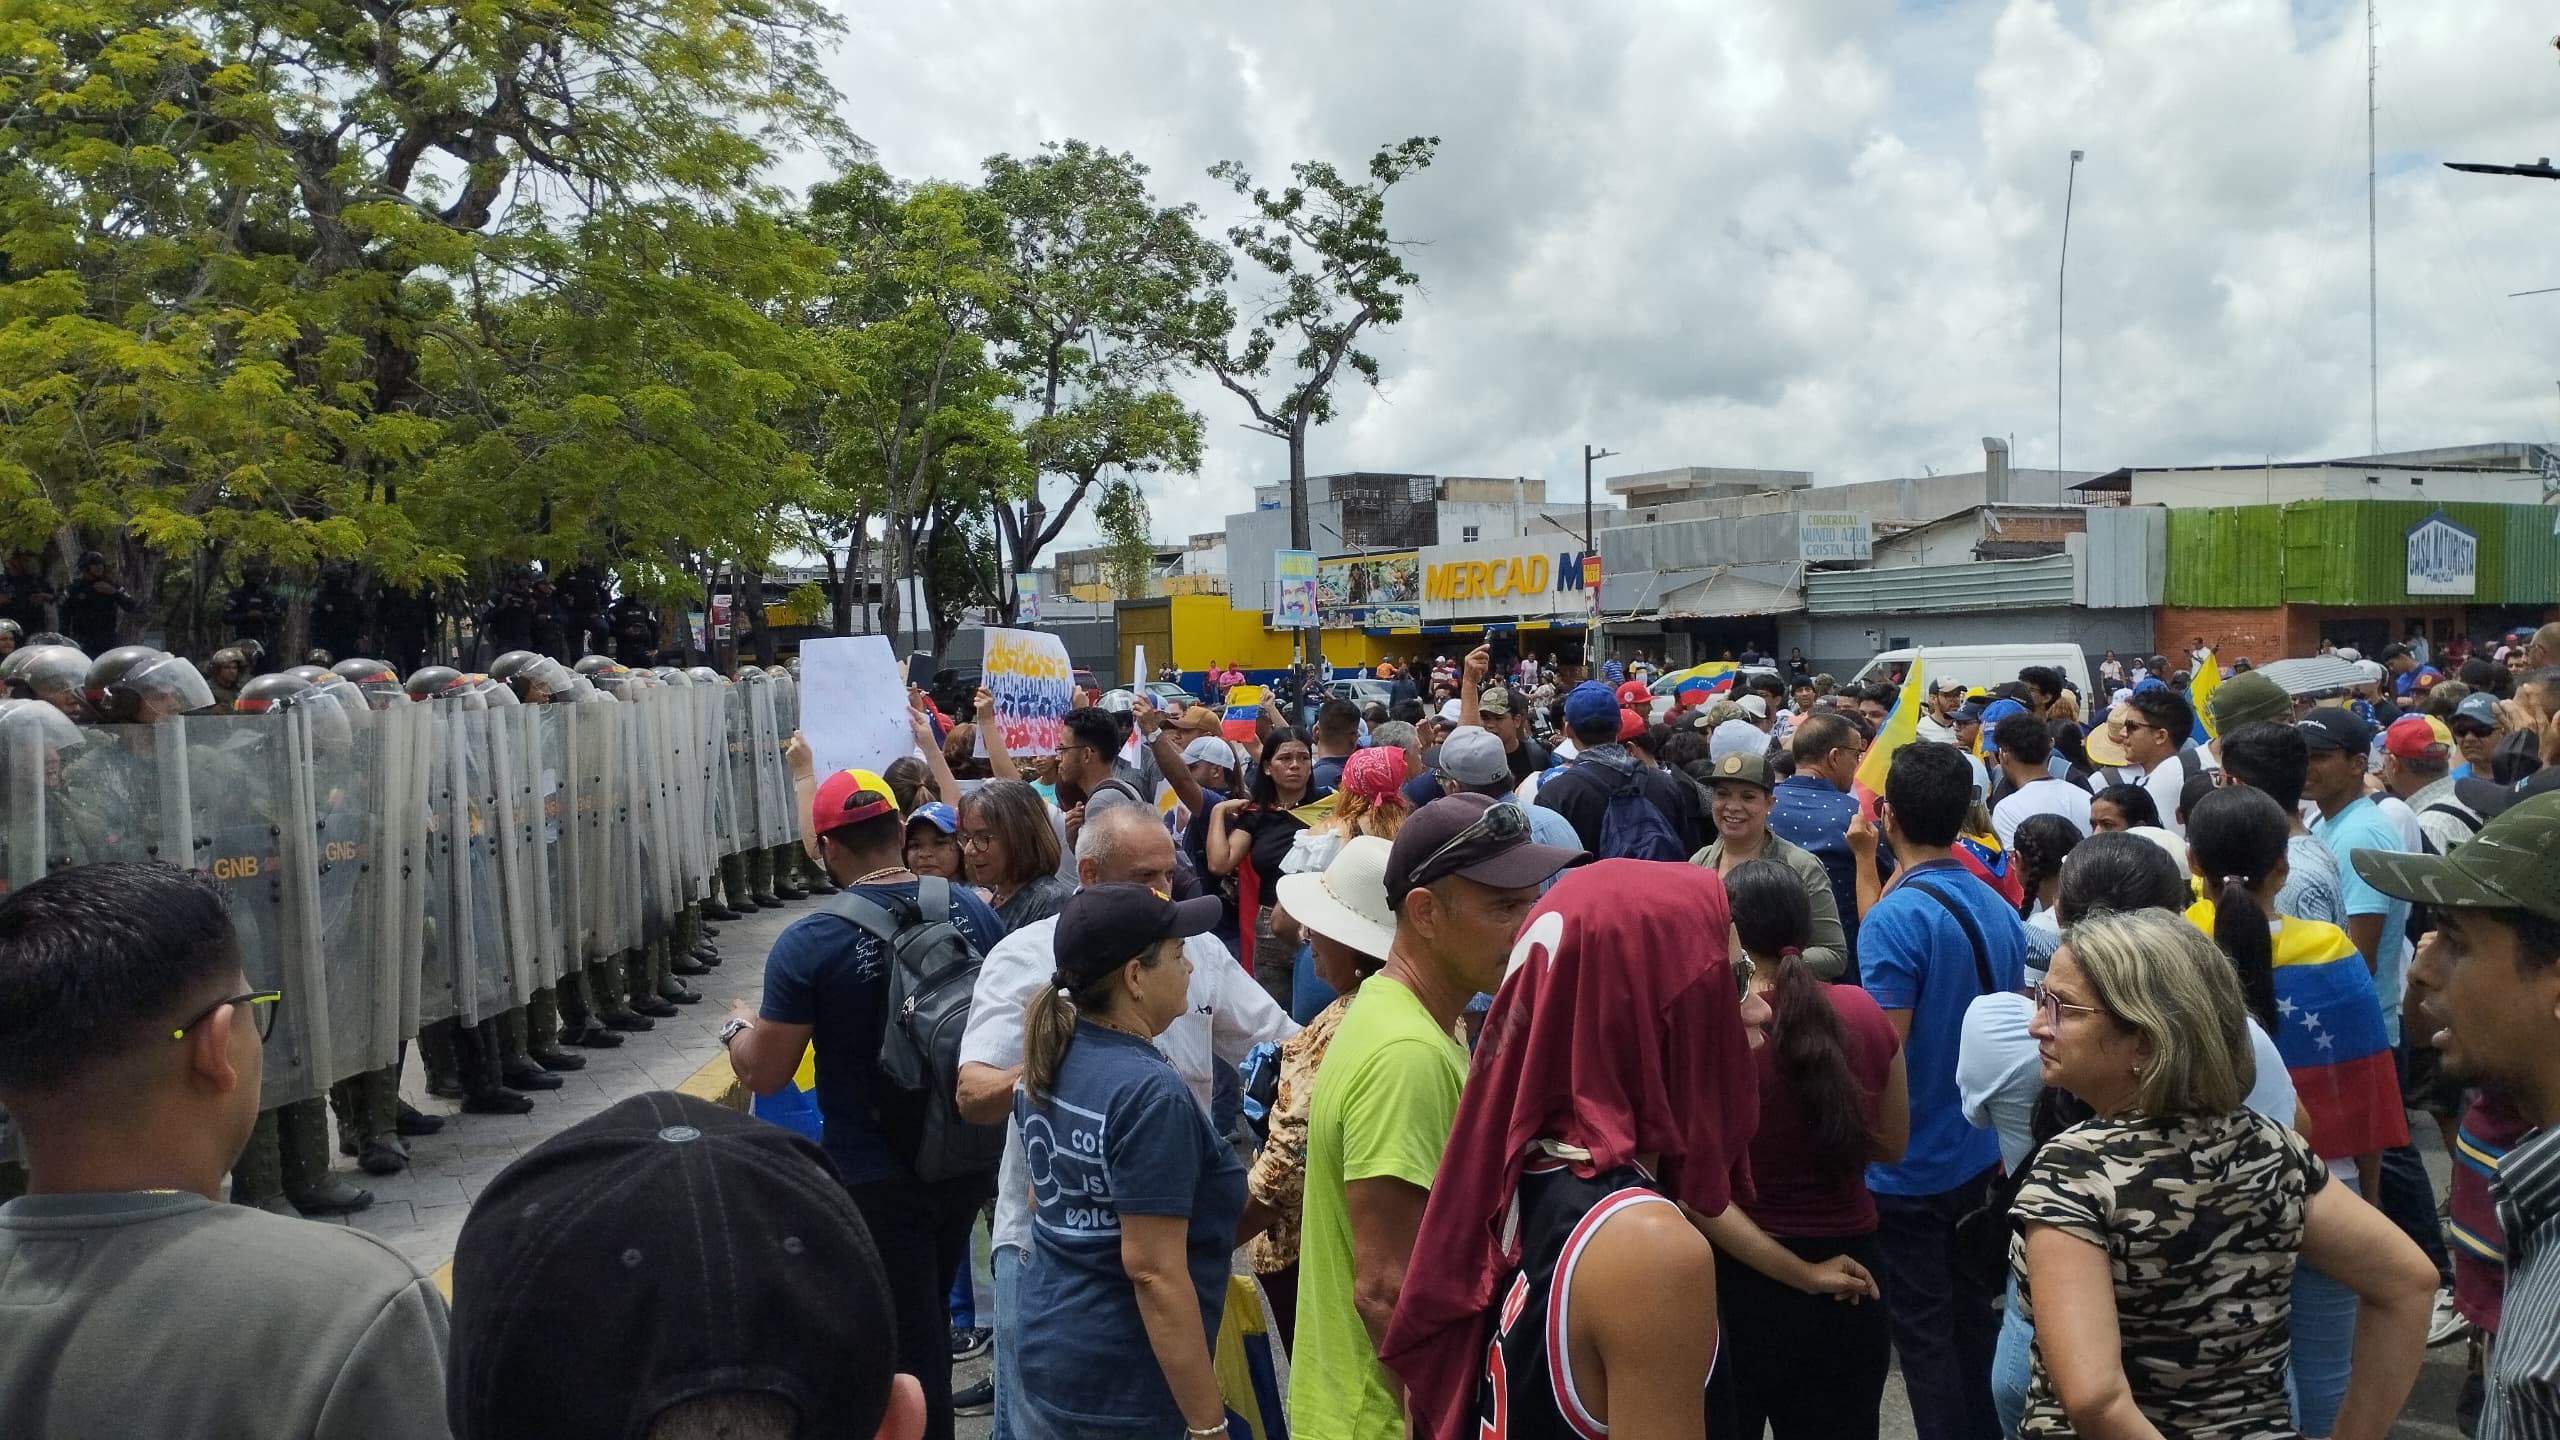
[{"left": 2166, "top": 501, "right": 2560, "bottom": 606}]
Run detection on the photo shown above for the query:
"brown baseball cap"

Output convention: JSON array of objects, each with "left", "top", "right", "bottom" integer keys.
[{"left": 1383, "top": 793, "right": 1586, "bottom": 909}]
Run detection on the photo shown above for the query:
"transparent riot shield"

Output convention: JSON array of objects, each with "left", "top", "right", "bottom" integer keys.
[
  {"left": 748, "top": 678, "right": 792, "bottom": 849},
  {"left": 454, "top": 704, "right": 517, "bottom": 1024},
  {"left": 486, "top": 701, "right": 548, "bottom": 999},
  {"left": 724, "top": 682, "right": 760, "bottom": 858},
  {"left": 44, "top": 720, "right": 193, "bottom": 872},
  {"left": 415, "top": 702, "right": 473, "bottom": 1030},
  {"left": 0, "top": 700, "right": 85, "bottom": 898},
  {"left": 566, "top": 696, "right": 618, "bottom": 962},
  {"left": 534, "top": 702, "right": 578, "bottom": 982},
  {"left": 379, "top": 702, "right": 434, "bottom": 1042},
  {"left": 701, "top": 682, "right": 739, "bottom": 871},
  {"left": 301, "top": 696, "right": 406, "bottom": 1081},
  {"left": 181, "top": 714, "right": 332, "bottom": 1108}
]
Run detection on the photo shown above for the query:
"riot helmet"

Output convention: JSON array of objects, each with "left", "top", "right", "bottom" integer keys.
[
  {"left": 303, "top": 648, "right": 334, "bottom": 667},
  {"left": 572, "top": 654, "right": 620, "bottom": 677},
  {"left": 86, "top": 647, "right": 216, "bottom": 723},
  {"left": 21, "top": 631, "right": 72, "bottom": 648},
  {"left": 685, "top": 665, "right": 724, "bottom": 686},
  {"left": 0, "top": 618, "right": 20, "bottom": 657},
  {"left": 472, "top": 674, "right": 522, "bottom": 707},
  {"left": 735, "top": 665, "right": 767, "bottom": 683},
  {"left": 331, "top": 657, "right": 406, "bottom": 710},
  {"left": 1, "top": 644, "right": 94, "bottom": 718},
  {"left": 403, "top": 665, "right": 470, "bottom": 703},
  {"left": 488, "top": 650, "right": 543, "bottom": 682},
  {"left": 0, "top": 697, "right": 86, "bottom": 784},
  {"left": 235, "top": 671, "right": 351, "bottom": 748},
  {"left": 284, "top": 664, "right": 332, "bottom": 685},
  {"left": 206, "top": 646, "right": 248, "bottom": 685}
]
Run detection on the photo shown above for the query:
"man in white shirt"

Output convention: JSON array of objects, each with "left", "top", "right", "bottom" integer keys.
[
  {"left": 953, "top": 805, "right": 1295, "bottom": 1440},
  {"left": 2093, "top": 687, "right": 2197, "bottom": 837},
  {"left": 1916, "top": 675, "right": 1967, "bottom": 743},
  {"left": 1989, "top": 712, "right": 2091, "bottom": 850}
]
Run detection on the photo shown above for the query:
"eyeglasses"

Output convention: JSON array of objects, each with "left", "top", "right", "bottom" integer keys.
[
  {"left": 2030, "top": 982, "right": 2105, "bottom": 1029},
  {"left": 2452, "top": 723, "right": 2495, "bottom": 740},
  {"left": 1407, "top": 802, "right": 1530, "bottom": 890},
  {"left": 958, "top": 830, "right": 999, "bottom": 851},
  {"left": 174, "top": 991, "right": 281, "bottom": 1043}
]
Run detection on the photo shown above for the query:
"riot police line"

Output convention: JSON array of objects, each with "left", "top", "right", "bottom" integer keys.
[{"left": 0, "top": 640, "right": 827, "bottom": 1213}]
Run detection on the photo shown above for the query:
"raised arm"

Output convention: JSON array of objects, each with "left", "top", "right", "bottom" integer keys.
[
  {"left": 908, "top": 692, "right": 964, "bottom": 808},
  {"left": 973, "top": 687, "right": 1021, "bottom": 782}
]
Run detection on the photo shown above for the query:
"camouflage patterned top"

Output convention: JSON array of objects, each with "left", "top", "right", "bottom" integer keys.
[{"left": 2012, "top": 1107, "right": 2330, "bottom": 1438}]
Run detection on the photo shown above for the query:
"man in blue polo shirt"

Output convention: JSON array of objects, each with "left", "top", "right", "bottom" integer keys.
[{"left": 1860, "top": 741, "right": 2026, "bottom": 1440}]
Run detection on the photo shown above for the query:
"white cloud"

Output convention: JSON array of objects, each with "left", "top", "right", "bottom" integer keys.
[{"left": 803, "top": 0, "right": 2560, "bottom": 551}]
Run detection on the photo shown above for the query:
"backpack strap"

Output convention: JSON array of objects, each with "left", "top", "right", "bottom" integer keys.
[
  {"left": 1902, "top": 876, "right": 1998, "bottom": 997},
  {"left": 915, "top": 874, "right": 952, "bottom": 926},
  {"left": 821, "top": 887, "right": 911, "bottom": 948},
  {"left": 2423, "top": 801, "right": 2482, "bottom": 837}
]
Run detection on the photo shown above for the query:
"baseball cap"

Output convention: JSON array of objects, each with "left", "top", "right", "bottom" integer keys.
[
  {"left": 2352, "top": 793, "right": 2560, "bottom": 923},
  {"left": 1275, "top": 834, "right": 1396, "bottom": 961},
  {"left": 1438, "top": 699, "right": 1464, "bottom": 725},
  {"left": 2209, "top": 670, "right": 2291, "bottom": 732},
  {"left": 1617, "top": 707, "right": 1647, "bottom": 743},
  {"left": 1736, "top": 694, "right": 1768, "bottom": 720},
  {"left": 1563, "top": 681, "right": 1619, "bottom": 729},
  {"left": 449, "top": 1092, "right": 900, "bottom": 1440},
  {"left": 1978, "top": 697, "right": 2028, "bottom": 731},
  {"left": 1930, "top": 675, "right": 1967, "bottom": 695},
  {"left": 2296, "top": 708, "right": 2372, "bottom": 754},
  {"left": 1700, "top": 750, "right": 1773, "bottom": 791},
  {"left": 1952, "top": 699, "right": 1987, "bottom": 725},
  {"left": 2383, "top": 714, "right": 2453, "bottom": 761},
  {"left": 1477, "top": 683, "right": 1516, "bottom": 717},
  {"left": 811, "top": 767, "right": 899, "bottom": 836},
  {"left": 1169, "top": 704, "right": 1222, "bottom": 735},
  {"left": 2454, "top": 693, "right": 2502, "bottom": 730},
  {"left": 1384, "top": 793, "right": 1587, "bottom": 908},
  {"left": 1181, "top": 735, "right": 1240, "bottom": 771},
  {"left": 1436, "top": 725, "right": 1512, "bottom": 788},
  {"left": 906, "top": 800, "right": 959, "bottom": 834},
  {"left": 1708, "top": 718, "right": 1764, "bottom": 764},
  {"left": 1053, "top": 883, "right": 1223, "bottom": 986}
]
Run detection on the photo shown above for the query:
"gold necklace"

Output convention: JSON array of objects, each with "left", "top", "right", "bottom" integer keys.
[{"left": 850, "top": 866, "right": 910, "bottom": 886}]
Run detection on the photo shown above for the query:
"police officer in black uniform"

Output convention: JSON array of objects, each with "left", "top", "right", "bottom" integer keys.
[
  {"left": 223, "top": 563, "right": 284, "bottom": 671},
  {"left": 551, "top": 565, "right": 609, "bottom": 661},
  {"left": 375, "top": 583, "right": 437, "bottom": 676},
  {"left": 58, "top": 551, "right": 136, "bottom": 657},
  {"left": 0, "top": 553, "right": 52, "bottom": 636},
  {"left": 605, "top": 592, "right": 660, "bottom": 667},
  {"left": 309, "top": 565, "right": 366, "bottom": 661}
]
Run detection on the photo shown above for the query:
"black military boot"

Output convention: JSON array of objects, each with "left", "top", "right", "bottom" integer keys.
[
  {"left": 281, "top": 1098, "right": 374, "bottom": 1214},
  {"left": 516, "top": 1000, "right": 586, "bottom": 1072},
  {"left": 455, "top": 1020, "right": 535, "bottom": 1115},
  {"left": 418, "top": 1019, "right": 466, "bottom": 1100},
  {"left": 395, "top": 1100, "right": 445, "bottom": 1137}
]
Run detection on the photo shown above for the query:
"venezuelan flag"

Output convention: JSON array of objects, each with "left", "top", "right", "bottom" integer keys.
[
  {"left": 2188, "top": 648, "right": 2221, "bottom": 745},
  {"left": 1954, "top": 832, "right": 2023, "bottom": 909},
  {"left": 1852, "top": 651, "right": 1926, "bottom": 818},
  {"left": 1657, "top": 660, "right": 1738, "bottom": 704},
  {"left": 2185, "top": 902, "right": 2408, "bottom": 1160},
  {"left": 1221, "top": 684, "right": 1265, "bottom": 743}
]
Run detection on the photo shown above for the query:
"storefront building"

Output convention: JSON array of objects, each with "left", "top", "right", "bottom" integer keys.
[{"left": 2157, "top": 500, "right": 2560, "bottom": 662}]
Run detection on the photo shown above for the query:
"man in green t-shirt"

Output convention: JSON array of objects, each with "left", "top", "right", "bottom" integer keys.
[{"left": 1290, "top": 794, "right": 1584, "bottom": 1440}]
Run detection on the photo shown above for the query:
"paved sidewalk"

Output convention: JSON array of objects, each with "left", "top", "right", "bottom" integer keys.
[{"left": 297, "top": 895, "right": 813, "bottom": 1279}]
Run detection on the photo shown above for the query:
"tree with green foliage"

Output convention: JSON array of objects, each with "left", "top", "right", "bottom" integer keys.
[
  {"left": 1094, "top": 477, "right": 1158, "bottom": 600},
  {"left": 979, "top": 141, "right": 1218, "bottom": 610},
  {"left": 0, "top": 0, "right": 850, "bottom": 650},
  {"left": 1183, "top": 137, "right": 1437, "bottom": 671}
]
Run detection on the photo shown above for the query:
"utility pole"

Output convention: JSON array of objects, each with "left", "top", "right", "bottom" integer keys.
[
  {"left": 1582, "top": 444, "right": 1618, "bottom": 670},
  {"left": 2368, "top": 0, "right": 2380, "bottom": 452},
  {"left": 2059, "top": 149, "right": 2083, "bottom": 472}
]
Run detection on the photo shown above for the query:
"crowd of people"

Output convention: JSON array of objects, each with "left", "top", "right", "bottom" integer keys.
[{"left": 5, "top": 619, "right": 2560, "bottom": 1440}]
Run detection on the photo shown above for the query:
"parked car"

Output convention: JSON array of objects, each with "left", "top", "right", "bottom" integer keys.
[
  {"left": 1325, "top": 678, "right": 1396, "bottom": 709},
  {"left": 1144, "top": 681, "right": 1199, "bottom": 711},
  {"left": 1846, "top": 644, "right": 2092, "bottom": 700}
]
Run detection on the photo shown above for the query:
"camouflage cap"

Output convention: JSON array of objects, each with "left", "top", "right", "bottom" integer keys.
[{"left": 2351, "top": 792, "right": 2560, "bottom": 923}]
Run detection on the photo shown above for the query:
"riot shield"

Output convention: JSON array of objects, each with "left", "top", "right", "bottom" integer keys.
[
  {"left": 534, "top": 702, "right": 579, "bottom": 980},
  {"left": 415, "top": 700, "right": 473, "bottom": 1030},
  {"left": 701, "top": 682, "right": 739, "bottom": 870},
  {"left": 379, "top": 701, "right": 435, "bottom": 1042},
  {"left": 748, "top": 678, "right": 792, "bottom": 849},
  {"left": 724, "top": 681, "right": 759, "bottom": 858},
  {"left": 44, "top": 721, "right": 192, "bottom": 872},
  {"left": 181, "top": 714, "right": 332, "bottom": 1108},
  {"left": 454, "top": 704, "right": 517, "bottom": 1024},
  {"left": 0, "top": 700, "right": 84, "bottom": 898},
  {"left": 301, "top": 696, "right": 408, "bottom": 1081},
  {"left": 485, "top": 700, "right": 548, "bottom": 1000}
]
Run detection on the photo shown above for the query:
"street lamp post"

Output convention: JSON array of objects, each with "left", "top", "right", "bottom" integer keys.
[
  {"left": 1582, "top": 443, "right": 1618, "bottom": 672},
  {"left": 2058, "top": 149, "right": 2084, "bottom": 472}
]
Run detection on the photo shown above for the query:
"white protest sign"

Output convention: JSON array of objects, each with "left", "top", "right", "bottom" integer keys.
[
  {"left": 797, "top": 635, "right": 914, "bottom": 783},
  {"left": 982, "top": 626, "right": 1074, "bottom": 756}
]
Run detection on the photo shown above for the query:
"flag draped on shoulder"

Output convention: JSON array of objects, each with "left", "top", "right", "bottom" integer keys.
[{"left": 2188, "top": 649, "right": 2221, "bottom": 744}]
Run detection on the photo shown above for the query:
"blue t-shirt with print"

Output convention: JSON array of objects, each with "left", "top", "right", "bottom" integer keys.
[
  {"left": 758, "top": 880, "right": 1007, "bottom": 1185},
  {"left": 1860, "top": 859, "right": 2025, "bottom": 1196},
  {"left": 1016, "top": 1023, "right": 1246, "bottom": 1433},
  {"left": 2313, "top": 795, "right": 2414, "bottom": 1044}
]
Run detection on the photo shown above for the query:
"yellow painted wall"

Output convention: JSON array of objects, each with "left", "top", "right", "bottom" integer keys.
[{"left": 1166, "top": 596, "right": 1294, "bottom": 672}]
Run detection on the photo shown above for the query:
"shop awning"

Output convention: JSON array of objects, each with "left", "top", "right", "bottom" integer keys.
[{"left": 1602, "top": 562, "right": 1804, "bottom": 621}]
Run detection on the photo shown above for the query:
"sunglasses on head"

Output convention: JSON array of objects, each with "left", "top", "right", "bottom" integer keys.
[{"left": 1408, "top": 801, "right": 1529, "bottom": 890}]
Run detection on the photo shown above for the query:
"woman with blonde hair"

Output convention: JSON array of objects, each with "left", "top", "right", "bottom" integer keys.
[{"left": 2013, "top": 908, "right": 2435, "bottom": 1439}]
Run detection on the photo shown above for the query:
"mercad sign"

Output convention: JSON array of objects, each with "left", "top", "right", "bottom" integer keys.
[
  {"left": 1419, "top": 536, "right": 1589, "bottom": 621},
  {"left": 2404, "top": 511, "right": 2478, "bottom": 597}
]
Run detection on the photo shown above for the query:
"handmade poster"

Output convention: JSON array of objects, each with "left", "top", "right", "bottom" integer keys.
[
  {"left": 1120, "top": 646, "right": 1149, "bottom": 767},
  {"left": 982, "top": 626, "right": 1074, "bottom": 757},
  {"left": 798, "top": 635, "right": 913, "bottom": 783}
]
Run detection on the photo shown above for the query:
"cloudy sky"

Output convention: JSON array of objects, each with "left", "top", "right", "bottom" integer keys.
[{"left": 802, "top": 0, "right": 2560, "bottom": 549}]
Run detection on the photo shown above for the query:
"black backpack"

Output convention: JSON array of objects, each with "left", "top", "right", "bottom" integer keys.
[
  {"left": 826, "top": 878, "right": 1007, "bottom": 1183},
  {"left": 1580, "top": 750, "right": 1687, "bottom": 862}
]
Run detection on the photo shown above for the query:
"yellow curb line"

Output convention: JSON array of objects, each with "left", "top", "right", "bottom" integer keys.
[{"left": 429, "top": 1048, "right": 747, "bottom": 1301}]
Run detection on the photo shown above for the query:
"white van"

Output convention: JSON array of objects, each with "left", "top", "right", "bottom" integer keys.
[{"left": 1845, "top": 644, "right": 2093, "bottom": 700}]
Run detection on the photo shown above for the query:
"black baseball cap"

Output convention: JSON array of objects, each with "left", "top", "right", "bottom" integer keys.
[
  {"left": 2296, "top": 707, "right": 2372, "bottom": 753},
  {"left": 1053, "top": 882, "right": 1223, "bottom": 987},
  {"left": 448, "top": 1091, "right": 899, "bottom": 1440},
  {"left": 1383, "top": 793, "right": 1587, "bottom": 909}
]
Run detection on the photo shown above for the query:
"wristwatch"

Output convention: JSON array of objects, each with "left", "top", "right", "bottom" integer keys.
[{"left": 718, "top": 1017, "right": 755, "bottom": 1048}]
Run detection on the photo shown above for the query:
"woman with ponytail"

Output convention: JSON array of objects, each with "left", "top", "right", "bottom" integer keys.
[
  {"left": 1716, "top": 859, "right": 1907, "bottom": 1438},
  {"left": 2183, "top": 785, "right": 2406, "bottom": 1440},
  {"left": 1013, "top": 884, "right": 1246, "bottom": 1440}
]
